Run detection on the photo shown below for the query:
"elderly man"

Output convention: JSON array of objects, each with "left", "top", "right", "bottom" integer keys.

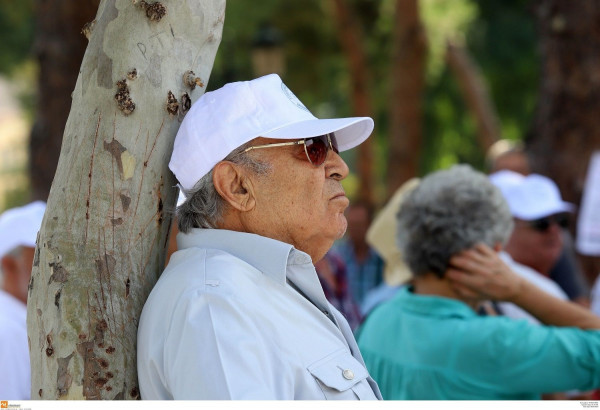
[
  {"left": 137, "top": 74, "right": 382, "bottom": 400},
  {"left": 0, "top": 201, "right": 46, "bottom": 400},
  {"left": 489, "top": 171, "right": 575, "bottom": 323}
]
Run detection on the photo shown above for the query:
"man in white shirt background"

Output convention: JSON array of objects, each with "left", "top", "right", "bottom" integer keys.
[
  {"left": 137, "top": 74, "right": 382, "bottom": 400},
  {"left": 0, "top": 201, "right": 46, "bottom": 400},
  {"left": 490, "top": 171, "right": 573, "bottom": 323}
]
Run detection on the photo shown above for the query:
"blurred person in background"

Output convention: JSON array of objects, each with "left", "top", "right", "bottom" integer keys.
[
  {"left": 487, "top": 142, "right": 589, "bottom": 306},
  {"left": 315, "top": 251, "right": 362, "bottom": 332},
  {"left": 334, "top": 202, "right": 384, "bottom": 307},
  {"left": 0, "top": 201, "right": 46, "bottom": 400},
  {"left": 359, "top": 179, "right": 419, "bottom": 317},
  {"left": 357, "top": 165, "right": 600, "bottom": 400},
  {"left": 490, "top": 171, "right": 578, "bottom": 323}
]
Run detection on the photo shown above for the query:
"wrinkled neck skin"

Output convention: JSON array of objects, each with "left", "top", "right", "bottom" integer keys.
[{"left": 412, "top": 272, "right": 479, "bottom": 310}]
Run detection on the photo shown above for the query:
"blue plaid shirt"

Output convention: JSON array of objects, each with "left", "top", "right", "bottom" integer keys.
[{"left": 333, "top": 240, "right": 384, "bottom": 307}]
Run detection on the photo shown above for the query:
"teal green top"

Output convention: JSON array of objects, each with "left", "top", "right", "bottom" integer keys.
[{"left": 357, "top": 287, "right": 600, "bottom": 400}]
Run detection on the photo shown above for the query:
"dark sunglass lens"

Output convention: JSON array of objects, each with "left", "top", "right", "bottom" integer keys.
[
  {"left": 555, "top": 214, "right": 569, "bottom": 229},
  {"left": 531, "top": 218, "right": 550, "bottom": 232},
  {"left": 304, "top": 136, "right": 328, "bottom": 165}
]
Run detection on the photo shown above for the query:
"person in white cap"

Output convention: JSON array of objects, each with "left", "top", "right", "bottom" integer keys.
[
  {"left": 489, "top": 170, "right": 573, "bottom": 324},
  {"left": 0, "top": 200, "right": 46, "bottom": 400},
  {"left": 137, "top": 74, "right": 381, "bottom": 400}
]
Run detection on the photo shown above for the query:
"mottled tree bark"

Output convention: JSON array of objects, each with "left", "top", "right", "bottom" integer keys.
[
  {"left": 386, "top": 0, "right": 427, "bottom": 199},
  {"left": 26, "top": 0, "right": 225, "bottom": 399},
  {"left": 528, "top": 0, "right": 600, "bottom": 284},
  {"left": 30, "top": 0, "right": 100, "bottom": 202},
  {"left": 330, "top": 0, "right": 375, "bottom": 208}
]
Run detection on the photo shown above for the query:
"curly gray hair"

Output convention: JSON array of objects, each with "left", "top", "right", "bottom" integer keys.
[
  {"left": 396, "top": 164, "right": 513, "bottom": 278},
  {"left": 177, "top": 142, "right": 271, "bottom": 232}
]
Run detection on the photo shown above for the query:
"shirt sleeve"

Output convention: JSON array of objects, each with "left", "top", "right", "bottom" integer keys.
[
  {"left": 455, "top": 318, "right": 600, "bottom": 394},
  {"left": 162, "top": 290, "right": 294, "bottom": 399}
]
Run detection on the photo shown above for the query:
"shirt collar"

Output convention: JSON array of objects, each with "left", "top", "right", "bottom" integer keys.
[
  {"left": 397, "top": 286, "right": 477, "bottom": 319},
  {"left": 177, "top": 228, "right": 309, "bottom": 285}
]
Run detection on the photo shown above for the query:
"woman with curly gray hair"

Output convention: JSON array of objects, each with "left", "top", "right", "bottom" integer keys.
[{"left": 357, "top": 165, "right": 600, "bottom": 400}]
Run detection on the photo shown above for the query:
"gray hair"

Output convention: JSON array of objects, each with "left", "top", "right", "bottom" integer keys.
[
  {"left": 177, "top": 142, "right": 271, "bottom": 232},
  {"left": 396, "top": 164, "right": 513, "bottom": 278}
]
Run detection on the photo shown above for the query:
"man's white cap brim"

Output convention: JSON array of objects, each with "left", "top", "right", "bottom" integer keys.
[{"left": 262, "top": 117, "right": 374, "bottom": 152}]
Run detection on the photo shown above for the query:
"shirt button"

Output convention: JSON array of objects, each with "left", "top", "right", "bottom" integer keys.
[{"left": 342, "top": 369, "right": 354, "bottom": 380}]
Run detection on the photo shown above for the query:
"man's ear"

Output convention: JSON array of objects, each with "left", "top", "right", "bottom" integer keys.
[{"left": 213, "top": 161, "right": 256, "bottom": 212}]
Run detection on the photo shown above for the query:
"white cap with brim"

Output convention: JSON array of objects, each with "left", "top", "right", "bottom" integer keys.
[
  {"left": 0, "top": 201, "right": 46, "bottom": 259},
  {"left": 490, "top": 171, "right": 575, "bottom": 220},
  {"left": 169, "top": 73, "right": 374, "bottom": 191}
]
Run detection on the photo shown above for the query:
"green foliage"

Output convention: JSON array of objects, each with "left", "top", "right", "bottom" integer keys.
[
  {"left": 0, "top": 0, "right": 34, "bottom": 75},
  {"left": 2, "top": 0, "right": 539, "bottom": 204}
]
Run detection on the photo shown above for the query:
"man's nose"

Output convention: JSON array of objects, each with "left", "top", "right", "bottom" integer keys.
[{"left": 326, "top": 151, "right": 350, "bottom": 181}]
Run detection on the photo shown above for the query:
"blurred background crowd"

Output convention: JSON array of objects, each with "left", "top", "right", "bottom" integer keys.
[{"left": 2, "top": 0, "right": 600, "bottom": 401}]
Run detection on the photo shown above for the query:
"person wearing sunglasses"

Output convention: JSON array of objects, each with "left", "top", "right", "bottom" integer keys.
[
  {"left": 137, "top": 74, "right": 382, "bottom": 400},
  {"left": 489, "top": 170, "right": 575, "bottom": 325}
]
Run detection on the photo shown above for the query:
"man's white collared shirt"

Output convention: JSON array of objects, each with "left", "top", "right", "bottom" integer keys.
[
  {"left": 137, "top": 229, "right": 381, "bottom": 400},
  {"left": 499, "top": 251, "right": 568, "bottom": 324}
]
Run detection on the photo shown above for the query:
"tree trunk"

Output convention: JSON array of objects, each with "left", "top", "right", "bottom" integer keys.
[
  {"left": 528, "top": 0, "right": 600, "bottom": 284},
  {"left": 26, "top": 0, "right": 225, "bottom": 399},
  {"left": 30, "top": 0, "right": 100, "bottom": 202},
  {"left": 330, "top": 0, "right": 375, "bottom": 208},
  {"left": 445, "top": 40, "right": 500, "bottom": 153},
  {"left": 386, "top": 0, "right": 427, "bottom": 199}
]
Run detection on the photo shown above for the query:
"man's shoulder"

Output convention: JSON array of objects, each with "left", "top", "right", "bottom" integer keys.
[{"left": 500, "top": 252, "right": 567, "bottom": 299}]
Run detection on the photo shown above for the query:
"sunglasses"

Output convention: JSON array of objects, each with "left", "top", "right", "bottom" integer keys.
[
  {"left": 527, "top": 213, "right": 569, "bottom": 232},
  {"left": 243, "top": 133, "right": 339, "bottom": 166}
]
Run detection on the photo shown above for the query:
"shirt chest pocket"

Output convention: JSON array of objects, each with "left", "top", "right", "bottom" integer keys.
[{"left": 307, "top": 349, "right": 375, "bottom": 400}]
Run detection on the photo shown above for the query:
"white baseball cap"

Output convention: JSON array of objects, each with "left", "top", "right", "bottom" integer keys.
[
  {"left": 169, "top": 74, "right": 374, "bottom": 190},
  {"left": 489, "top": 171, "right": 574, "bottom": 220},
  {"left": 0, "top": 201, "right": 46, "bottom": 259}
]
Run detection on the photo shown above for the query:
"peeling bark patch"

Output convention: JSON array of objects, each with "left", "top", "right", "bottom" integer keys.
[
  {"left": 125, "top": 278, "right": 131, "bottom": 298},
  {"left": 139, "top": 1, "right": 167, "bottom": 21},
  {"left": 54, "top": 289, "right": 61, "bottom": 308},
  {"left": 157, "top": 197, "right": 164, "bottom": 225},
  {"left": 28, "top": 276, "right": 34, "bottom": 293},
  {"left": 183, "top": 70, "right": 204, "bottom": 90},
  {"left": 166, "top": 91, "right": 179, "bottom": 116},
  {"left": 181, "top": 93, "right": 191, "bottom": 115},
  {"left": 57, "top": 353, "right": 74, "bottom": 397},
  {"left": 33, "top": 245, "right": 40, "bottom": 266},
  {"left": 95, "top": 377, "right": 108, "bottom": 388},
  {"left": 127, "top": 68, "right": 138, "bottom": 80},
  {"left": 49, "top": 264, "right": 69, "bottom": 284},
  {"left": 106, "top": 346, "right": 116, "bottom": 354},
  {"left": 115, "top": 79, "right": 135, "bottom": 115},
  {"left": 98, "top": 358, "right": 109, "bottom": 369},
  {"left": 120, "top": 194, "right": 131, "bottom": 212},
  {"left": 104, "top": 139, "right": 130, "bottom": 180},
  {"left": 39, "top": 389, "right": 42, "bottom": 397},
  {"left": 130, "top": 387, "right": 139, "bottom": 399},
  {"left": 111, "top": 218, "right": 124, "bottom": 226},
  {"left": 46, "top": 334, "right": 54, "bottom": 357},
  {"left": 77, "top": 341, "right": 101, "bottom": 399},
  {"left": 81, "top": 19, "right": 97, "bottom": 40}
]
